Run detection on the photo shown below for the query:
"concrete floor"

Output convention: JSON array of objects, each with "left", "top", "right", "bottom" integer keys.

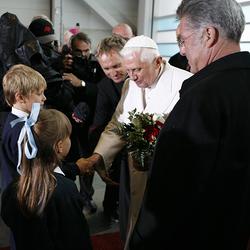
[{"left": 83, "top": 173, "right": 119, "bottom": 235}]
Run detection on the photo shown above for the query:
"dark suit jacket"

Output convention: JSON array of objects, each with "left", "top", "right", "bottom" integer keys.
[
  {"left": 89, "top": 77, "right": 128, "bottom": 239},
  {"left": 131, "top": 52, "right": 250, "bottom": 250},
  {"left": 89, "top": 76, "right": 124, "bottom": 150},
  {"left": 70, "top": 54, "right": 105, "bottom": 122}
]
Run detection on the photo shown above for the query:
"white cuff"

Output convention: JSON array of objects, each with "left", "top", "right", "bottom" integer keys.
[{"left": 81, "top": 81, "right": 86, "bottom": 87}]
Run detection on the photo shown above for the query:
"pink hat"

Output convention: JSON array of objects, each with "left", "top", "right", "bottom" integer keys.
[{"left": 69, "top": 27, "right": 79, "bottom": 35}]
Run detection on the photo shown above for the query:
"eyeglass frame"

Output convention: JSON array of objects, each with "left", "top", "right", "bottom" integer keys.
[{"left": 177, "top": 32, "right": 195, "bottom": 48}]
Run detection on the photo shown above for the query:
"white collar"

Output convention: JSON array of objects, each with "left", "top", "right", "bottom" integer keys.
[
  {"left": 54, "top": 166, "right": 65, "bottom": 176},
  {"left": 12, "top": 107, "right": 29, "bottom": 118}
]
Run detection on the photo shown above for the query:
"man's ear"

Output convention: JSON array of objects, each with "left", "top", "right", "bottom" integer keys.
[{"left": 204, "top": 26, "right": 218, "bottom": 48}]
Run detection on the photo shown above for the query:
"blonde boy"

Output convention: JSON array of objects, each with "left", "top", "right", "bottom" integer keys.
[{"left": 1, "top": 64, "right": 46, "bottom": 189}]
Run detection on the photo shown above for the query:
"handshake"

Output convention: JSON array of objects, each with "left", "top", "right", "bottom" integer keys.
[{"left": 76, "top": 153, "right": 118, "bottom": 186}]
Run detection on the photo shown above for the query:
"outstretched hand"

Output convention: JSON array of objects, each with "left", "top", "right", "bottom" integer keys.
[
  {"left": 76, "top": 154, "right": 119, "bottom": 186},
  {"left": 76, "top": 157, "right": 95, "bottom": 175}
]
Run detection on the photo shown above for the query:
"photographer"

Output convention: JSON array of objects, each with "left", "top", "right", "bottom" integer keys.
[
  {"left": 62, "top": 32, "right": 105, "bottom": 214},
  {"left": 28, "top": 15, "right": 62, "bottom": 73}
]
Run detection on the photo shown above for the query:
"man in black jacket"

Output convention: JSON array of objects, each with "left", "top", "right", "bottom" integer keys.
[
  {"left": 62, "top": 32, "right": 105, "bottom": 214},
  {"left": 130, "top": 0, "right": 250, "bottom": 250},
  {"left": 89, "top": 35, "right": 127, "bottom": 224},
  {"left": 28, "top": 15, "right": 62, "bottom": 73}
]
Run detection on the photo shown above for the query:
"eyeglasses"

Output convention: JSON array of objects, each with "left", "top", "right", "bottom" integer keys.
[{"left": 177, "top": 32, "right": 195, "bottom": 48}]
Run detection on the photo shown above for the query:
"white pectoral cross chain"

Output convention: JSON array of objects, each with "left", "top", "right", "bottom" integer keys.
[{"left": 142, "top": 88, "right": 147, "bottom": 109}]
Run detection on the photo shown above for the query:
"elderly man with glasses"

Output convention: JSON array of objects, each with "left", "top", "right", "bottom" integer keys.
[{"left": 130, "top": 1, "right": 250, "bottom": 250}]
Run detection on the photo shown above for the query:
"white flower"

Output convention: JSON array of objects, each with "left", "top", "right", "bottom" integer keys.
[{"left": 152, "top": 113, "right": 165, "bottom": 124}]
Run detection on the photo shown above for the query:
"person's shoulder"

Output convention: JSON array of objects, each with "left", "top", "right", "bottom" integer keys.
[
  {"left": 54, "top": 172, "right": 75, "bottom": 184},
  {"left": 98, "top": 77, "right": 113, "bottom": 88},
  {"left": 2, "top": 113, "right": 23, "bottom": 138},
  {"left": 53, "top": 172, "right": 79, "bottom": 194},
  {"left": 4, "top": 112, "right": 17, "bottom": 125},
  {"left": 165, "top": 62, "right": 192, "bottom": 78},
  {"left": 51, "top": 172, "right": 83, "bottom": 205},
  {"left": 89, "top": 53, "right": 99, "bottom": 63}
]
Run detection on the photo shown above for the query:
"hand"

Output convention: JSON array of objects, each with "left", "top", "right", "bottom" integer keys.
[
  {"left": 72, "top": 113, "right": 83, "bottom": 123},
  {"left": 76, "top": 154, "right": 103, "bottom": 175},
  {"left": 76, "top": 157, "right": 95, "bottom": 175},
  {"left": 71, "top": 102, "right": 90, "bottom": 124},
  {"left": 63, "top": 73, "right": 82, "bottom": 87}
]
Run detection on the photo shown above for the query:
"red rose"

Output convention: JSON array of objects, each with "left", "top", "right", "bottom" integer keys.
[
  {"left": 144, "top": 125, "right": 160, "bottom": 142},
  {"left": 155, "top": 120, "right": 164, "bottom": 129}
]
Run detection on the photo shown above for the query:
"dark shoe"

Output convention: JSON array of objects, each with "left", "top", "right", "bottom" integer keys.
[
  {"left": 110, "top": 210, "right": 119, "bottom": 223},
  {"left": 103, "top": 208, "right": 119, "bottom": 223},
  {"left": 83, "top": 200, "right": 97, "bottom": 215}
]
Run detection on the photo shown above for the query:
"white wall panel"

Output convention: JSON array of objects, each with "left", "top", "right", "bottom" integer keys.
[
  {"left": 137, "top": 0, "right": 153, "bottom": 36},
  {"left": 62, "top": 0, "right": 110, "bottom": 30},
  {"left": 154, "top": 0, "right": 182, "bottom": 17},
  {"left": 152, "top": 0, "right": 250, "bottom": 56},
  {"left": 241, "top": 24, "right": 250, "bottom": 41},
  {"left": 61, "top": 0, "right": 138, "bottom": 49},
  {"left": 96, "top": 0, "right": 138, "bottom": 26},
  {"left": 155, "top": 30, "right": 176, "bottom": 43},
  {"left": 61, "top": 0, "right": 112, "bottom": 49},
  {"left": 0, "top": 0, "right": 138, "bottom": 49},
  {"left": 0, "top": 0, "right": 50, "bottom": 27},
  {"left": 238, "top": 0, "right": 250, "bottom": 3}
]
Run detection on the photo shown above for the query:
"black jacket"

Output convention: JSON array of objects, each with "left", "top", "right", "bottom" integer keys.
[
  {"left": 68, "top": 54, "right": 105, "bottom": 124},
  {"left": 1, "top": 173, "right": 92, "bottom": 250},
  {"left": 131, "top": 52, "right": 250, "bottom": 250},
  {"left": 89, "top": 76, "right": 124, "bottom": 150},
  {"left": 0, "top": 12, "right": 74, "bottom": 115}
]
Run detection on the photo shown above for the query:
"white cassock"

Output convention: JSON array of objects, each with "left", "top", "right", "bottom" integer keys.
[{"left": 94, "top": 61, "right": 192, "bottom": 249}]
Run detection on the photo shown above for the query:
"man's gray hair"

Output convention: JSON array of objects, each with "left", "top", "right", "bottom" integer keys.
[
  {"left": 177, "top": 0, "right": 245, "bottom": 43},
  {"left": 120, "top": 47, "right": 160, "bottom": 63}
]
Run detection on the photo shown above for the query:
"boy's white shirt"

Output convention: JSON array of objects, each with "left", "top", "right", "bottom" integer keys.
[{"left": 11, "top": 107, "right": 29, "bottom": 118}]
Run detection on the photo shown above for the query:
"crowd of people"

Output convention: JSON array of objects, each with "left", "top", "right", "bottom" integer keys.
[{"left": 1, "top": 0, "right": 250, "bottom": 249}]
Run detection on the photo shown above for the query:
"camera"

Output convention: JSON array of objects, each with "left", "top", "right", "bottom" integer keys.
[{"left": 72, "top": 55, "right": 88, "bottom": 73}]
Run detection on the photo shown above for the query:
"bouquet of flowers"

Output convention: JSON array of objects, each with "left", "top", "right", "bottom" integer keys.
[{"left": 114, "top": 109, "right": 165, "bottom": 170}]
